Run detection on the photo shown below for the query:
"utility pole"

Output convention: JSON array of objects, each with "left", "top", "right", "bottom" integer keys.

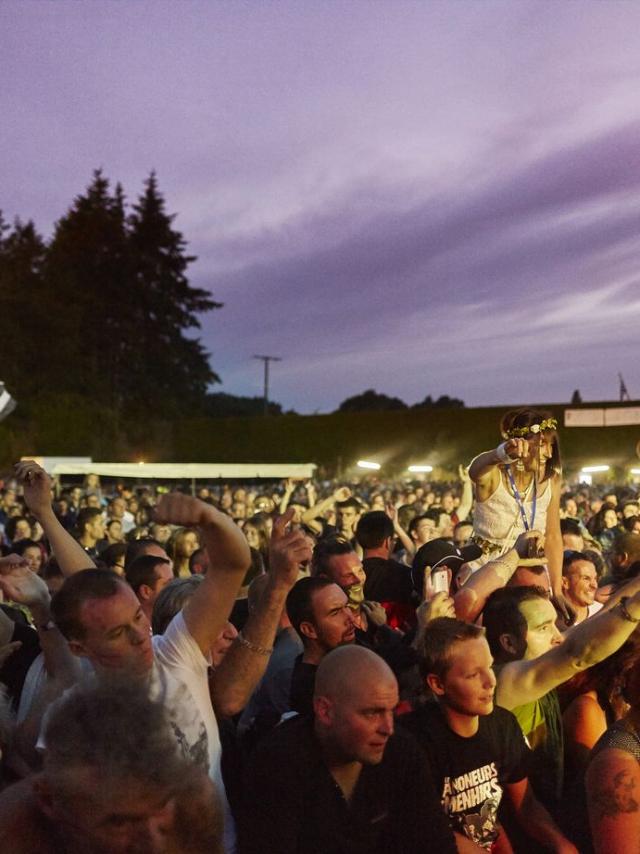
[
  {"left": 253, "top": 355, "right": 282, "bottom": 415},
  {"left": 619, "top": 373, "right": 631, "bottom": 402}
]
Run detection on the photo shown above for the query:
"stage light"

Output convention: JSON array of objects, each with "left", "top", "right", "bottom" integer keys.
[
  {"left": 408, "top": 465, "right": 433, "bottom": 473},
  {"left": 357, "top": 460, "right": 381, "bottom": 471},
  {"left": 580, "top": 465, "right": 609, "bottom": 473}
]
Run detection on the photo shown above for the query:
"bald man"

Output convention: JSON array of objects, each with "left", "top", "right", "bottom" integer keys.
[{"left": 238, "top": 646, "right": 455, "bottom": 854}]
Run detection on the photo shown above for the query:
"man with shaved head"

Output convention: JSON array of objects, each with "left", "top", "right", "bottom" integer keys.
[{"left": 239, "top": 645, "right": 455, "bottom": 854}]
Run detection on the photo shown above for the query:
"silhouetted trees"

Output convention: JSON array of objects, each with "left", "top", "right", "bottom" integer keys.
[
  {"left": 0, "top": 171, "right": 220, "bottom": 417},
  {"left": 336, "top": 389, "right": 465, "bottom": 412}
]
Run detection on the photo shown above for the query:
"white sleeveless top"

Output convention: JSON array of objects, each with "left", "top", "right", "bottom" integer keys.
[{"left": 472, "top": 470, "right": 552, "bottom": 558}]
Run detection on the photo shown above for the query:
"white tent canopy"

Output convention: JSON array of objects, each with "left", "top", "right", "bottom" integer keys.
[{"left": 43, "top": 461, "right": 316, "bottom": 480}]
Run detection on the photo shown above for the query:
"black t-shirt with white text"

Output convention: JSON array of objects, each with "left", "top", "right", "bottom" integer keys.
[{"left": 401, "top": 701, "right": 530, "bottom": 850}]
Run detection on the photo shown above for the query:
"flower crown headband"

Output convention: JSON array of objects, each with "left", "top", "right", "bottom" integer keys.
[{"left": 502, "top": 417, "right": 558, "bottom": 439}]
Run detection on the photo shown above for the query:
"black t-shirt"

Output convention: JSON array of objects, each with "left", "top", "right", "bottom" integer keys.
[
  {"left": 289, "top": 655, "right": 317, "bottom": 717},
  {"left": 401, "top": 701, "right": 530, "bottom": 850},
  {"left": 239, "top": 714, "right": 456, "bottom": 854},
  {"left": 363, "top": 557, "right": 414, "bottom": 604}
]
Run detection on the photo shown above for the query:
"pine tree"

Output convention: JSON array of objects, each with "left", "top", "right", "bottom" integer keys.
[
  {"left": 44, "top": 170, "right": 131, "bottom": 406},
  {"left": 0, "top": 215, "right": 48, "bottom": 397},
  {"left": 127, "top": 172, "right": 221, "bottom": 413}
]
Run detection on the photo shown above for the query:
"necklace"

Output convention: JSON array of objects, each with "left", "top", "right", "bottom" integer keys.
[{"left": 506, "top": 466, "right": 537, "bottom": 530}]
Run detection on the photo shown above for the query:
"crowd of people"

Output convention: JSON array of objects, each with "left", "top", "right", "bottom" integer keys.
[{"left": 0, "top": 406, "right": 640, "bottom": 852}]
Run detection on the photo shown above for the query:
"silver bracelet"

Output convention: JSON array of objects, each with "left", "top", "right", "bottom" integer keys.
[{"left": 235, "top": 631, "right": 273, "bottom": 656}]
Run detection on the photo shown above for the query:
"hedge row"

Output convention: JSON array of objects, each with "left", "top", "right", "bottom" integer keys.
[{"left": 1, "top": 397, "right": 638, "bottom": 480}]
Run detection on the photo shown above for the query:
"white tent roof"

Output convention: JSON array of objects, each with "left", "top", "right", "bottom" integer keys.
[{"left": 46, "top": 461, "right": 316, "bottom": 480}]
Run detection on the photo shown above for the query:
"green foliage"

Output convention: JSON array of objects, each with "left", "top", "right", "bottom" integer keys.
[
  {"left": 200, "top": 392, "right": 283, "bottom": 417},
  {"left": 413, "top": 394, "right": 465, "bottom": 409},
  {"left": 338, "top": 388, "right": 408, "bottom": 412}
]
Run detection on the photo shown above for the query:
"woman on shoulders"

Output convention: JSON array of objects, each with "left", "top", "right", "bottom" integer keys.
[{"left": 468, "top": 407, "right": 563, "bottom": 599}]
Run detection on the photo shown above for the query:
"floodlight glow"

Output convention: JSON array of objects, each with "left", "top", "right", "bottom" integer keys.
[
  {"left": 630, "top": 468, "right": 640, "bottom": 475},
  {"left": 580, "top": 465, "right": 609, "bottom": 473},
  {"left": 408, "top": 465, "right": 433, "bottom": 473},
  {"left": 357, "top": 460, "right": 381, "bottom": 471}
]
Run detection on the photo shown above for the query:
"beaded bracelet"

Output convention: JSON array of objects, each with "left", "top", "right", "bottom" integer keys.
[{"left": 235, "top": 631, "right": 273, "bottom": 656}]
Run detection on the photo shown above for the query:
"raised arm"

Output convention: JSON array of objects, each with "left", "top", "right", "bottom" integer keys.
[
  {"left": 385, "top": 503, "right": 415, "bottom": 558},
  {"left": 154, "top": 492, "right": 251, "bottom": 657},
  {"left": 468, "top": 439, "right": 531, "bottom": 485},
  {"left": 454, "top": 531, "right": 542, "bottom": 623},
  {"left": 301, "top": 485, "right": 350, "bottom": 525},
  {"left": 496, "top": 589, "right": 640, "bottom": 710},
  {"left": 14, "top": 461, "right": 95, "bottom": 576},
  {"left": 455, "top": 465, "right": 473, "bottom": 523},
  {"left": 210, "top": 509, "right": 312, "bottom": 716},
  {"left": 544, "top": 475, "right": 563, "bottom": 600}
]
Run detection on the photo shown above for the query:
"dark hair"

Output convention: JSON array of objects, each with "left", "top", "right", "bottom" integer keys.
[
  {"left": 125, "top": 554, "right": 171, "bottom": 596},
  {"left": 499, "top": 407, "right": 561, "bottom": 481},
  {"left": 152, "top": 576, "right": 203, "bottom": 635},
  {"left": 420, "top": 617, "right": 484, "bottom": 679},
  {"left": 611, "top": 533, "right": 640, "bottom": 581},
  {"left": 75, "top": 507, "right": 103, "bottom": 535},
  {"left": 624, "top": 516, "right": 640, "bottom": 533},
  {"left": 355, "top": 511, "right": 394, "bottom": 549},
  {"left": 483, "top": 586, "right": 547, "bottom": 660},
  {"left": 12, "top": 538, "right": 44, "bottom": 557},
  {"left": 43, "top": 679, "right": 207, "bottom": 810},
  {"left": 100, "top": 541, "right": 127, "bottom": 569},
  {"left": 336, "top": 497, "right": 362, "bottom": 512},
  {"left": 560, "top": 519, "right": 582, "bottom": 537},
  {"left": 51, "top": 569, "right": 122, "bottom": 641},
  {"left": 588, "top": 503, "right": 619, "bottom": 537},
  {"left": 41, "top": 557, "right": 64, "bottom": 580},
  {"left": 5, "top": 516, "right": 30, "bottom": 543},
  {"left": 312, "top": 537, "right": 355, "bottom": 577},
  {"left": 124, "top": 537, "right": 164, "bottom": 570},
  {"left": 583, "top": 549, "right": 605, "bottom": 579},
  {"left": 286, "top": 576, "right": 334, "bottom": 640},
  {"left": 562, "top": 550, "right": 595, "bottom": 575},
  {"left": 244, "top": 513, "right": 271, "bottom": 559},
  {"left": 408, "top": 512, "right": 439, "bottom": 536}
]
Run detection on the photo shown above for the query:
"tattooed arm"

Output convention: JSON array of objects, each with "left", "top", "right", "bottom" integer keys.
[{"left": 586, "top": 747, "right": 640, "bottom": 854}]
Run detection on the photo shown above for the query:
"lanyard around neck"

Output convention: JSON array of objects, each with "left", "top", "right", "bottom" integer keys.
[{"left": 506, "top": 466, "right": 537, "bottom": 530}]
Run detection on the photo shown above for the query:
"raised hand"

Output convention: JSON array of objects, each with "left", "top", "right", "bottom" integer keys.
[
  {"left": 155, "top": 492, "right": 212, "bottom": 528},
  {"left": 14, "top": 460, "right": 54, "bottom": 519},
  {"left": 268, "top": 508, "right": 313, "bottom": 590},
  {"left": 514, "top": 530, "right": 545, "bottom": 559},
  {"left": 0, "top": 562, "right": 50, "bottom": 611},
  {"left": 332, "top": 486, "right": 351, "bottom": 502},
  {"left": 415, "top": 592, "right": 456, "bottom": 633},
  {"left": 503, "top": 438, "right": 530, "bottom": 462},
  {"left": 361, "top": 600, "right": 387, "bottom": 627}
]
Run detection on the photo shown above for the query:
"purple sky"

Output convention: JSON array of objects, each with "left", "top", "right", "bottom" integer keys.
[{"left": 3, "top": 1, "right": 640, "bottom": 413}]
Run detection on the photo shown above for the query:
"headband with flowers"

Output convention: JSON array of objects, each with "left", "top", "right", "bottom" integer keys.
[{"left": 502, "top": 417, "right": 558, "bottom": 439}]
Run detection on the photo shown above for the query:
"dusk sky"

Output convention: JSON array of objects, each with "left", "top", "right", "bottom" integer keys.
[{"left": 3, "top": 1, "right": 640, "bottom": 413}]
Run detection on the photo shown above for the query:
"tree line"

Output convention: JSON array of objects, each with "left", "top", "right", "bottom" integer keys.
[
  {"left": 0, "top": 171, "right": 465, "bottom": 421},
  {"left": 0, "top": 171, "right": 219, "bottom": 419}
]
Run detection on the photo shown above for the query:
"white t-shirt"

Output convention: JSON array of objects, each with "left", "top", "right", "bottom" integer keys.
[
  {"left": 38, "top": 612, "right": 235, "bottom": 853},
  {"left": 152, "top": 610, "right": 235, "bottom": 853}
]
